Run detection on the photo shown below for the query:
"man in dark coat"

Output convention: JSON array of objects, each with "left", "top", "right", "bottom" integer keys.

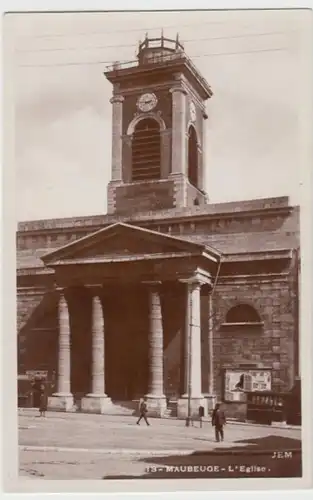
[
  {"left": 136, "top": 398, "right": 150, "bottom": 426},
  {"left": 212, "top": 403, "right": 226, "bottom": 442}
]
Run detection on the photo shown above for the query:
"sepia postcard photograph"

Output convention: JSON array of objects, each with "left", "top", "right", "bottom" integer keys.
[{"left": 1, "top": 3, "right": 313, "bottom": 496}]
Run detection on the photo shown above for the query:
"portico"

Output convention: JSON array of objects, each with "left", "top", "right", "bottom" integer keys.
[{"left": 41, "top": 222, "right": 220, "bottom": 417}]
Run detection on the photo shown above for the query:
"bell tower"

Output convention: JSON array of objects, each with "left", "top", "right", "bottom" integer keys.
[{"left": 104, "top": 33, "right": 213, "bottom": 215}]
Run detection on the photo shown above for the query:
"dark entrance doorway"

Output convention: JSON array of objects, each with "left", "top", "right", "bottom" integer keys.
[
  {"left": 68, "top": 287, "right": 92, "bottom": 403},
  {"left": 105, "top": 283, "right": 149, "bottom": 400}
]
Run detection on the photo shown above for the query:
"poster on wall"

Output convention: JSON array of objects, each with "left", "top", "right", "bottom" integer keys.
[{"left": 224, "top": 369, "right": 272, "bottom": 402}]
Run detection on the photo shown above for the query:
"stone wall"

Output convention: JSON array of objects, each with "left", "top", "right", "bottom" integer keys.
[
  {"left": 16, "top": 203, "right": 299, "bottom": 257},
  {"left": 186, "top": 181, "right": 207, "bottom": 206},
  {"left": 16, "top": 196, "right": 293, "bottom": 232},
  {"left": 114, "top": 179, "right": 175, "bottom": 214},
  {"left": 18, "top": 292, "right": 58, "bottom": 376},
  {"left": 212, "top": 275, "right": 296, "bottom": 399},
  {"left": 17, "top": 290, "right": 47, "bottom": 333}
]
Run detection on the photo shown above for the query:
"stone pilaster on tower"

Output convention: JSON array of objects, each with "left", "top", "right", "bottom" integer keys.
[
  {"left": 110, "top": 95, "right": 124, "bottom": 182},
  {"left": 169, "top": 86, "right": 187, "bottom": 176}
]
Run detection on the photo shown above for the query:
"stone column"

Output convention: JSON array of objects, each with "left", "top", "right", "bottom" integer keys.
[
  {"left": 189, "top": 281, "right": 202, "bottom": 398},
  {"left": 81, "top": 292, "right": 112, "bottom": 414},
  {"left": 110, "top": 95, "right": 124, "bottom": 182},
  {"left": 145, "top": 282, "right": 167, "bottom": 417},
  {"left": 169, "top": 86, "right": 187, "bottom": 208},
  {"left": 48, "top": 292, "right": 74, "bottom": 412},
  {"left": 182, "top": 284, "right": 191, "bottom": 397},
  {"left": 177, "top": 280, "right": 206, "bottom": 419},
  {"left": 91, "top": 295, "right": 105, "bottom": 395}
]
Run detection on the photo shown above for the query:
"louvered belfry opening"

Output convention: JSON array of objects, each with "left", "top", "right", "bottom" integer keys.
[
  {"left": 131, "top": 118, "right": 161, "bottom": 181},
  {"left": 188, "top": 125, "right": 199, "bottom": 188}
]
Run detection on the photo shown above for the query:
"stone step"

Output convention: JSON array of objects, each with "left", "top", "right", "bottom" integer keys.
[
  {"left": 43, "top": 397, "right": 180, "bottom": 417},
  {"left": 163, "top": 401, "right": 178, "bottom": 418}
]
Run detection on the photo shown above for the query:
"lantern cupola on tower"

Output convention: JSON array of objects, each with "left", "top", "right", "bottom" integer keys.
[{"left": 137, "top": 31, "right": 184, "bottom": 66}]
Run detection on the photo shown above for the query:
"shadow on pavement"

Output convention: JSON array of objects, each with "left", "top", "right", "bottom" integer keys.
[
  {"left": 103, "top": 435, "right": 302, "bottom": 480},
  {"left": 191, "top": 435, "right": 301, "bottom": 453}
]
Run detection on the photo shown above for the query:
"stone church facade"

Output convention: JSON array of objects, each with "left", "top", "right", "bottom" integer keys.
[{"left": 17, "top": 35, "right": 300, "bottom": 418}]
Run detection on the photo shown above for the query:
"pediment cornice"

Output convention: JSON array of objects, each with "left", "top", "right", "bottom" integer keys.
[{"left": 41, "top": 222, "right": 221, "bottom": 267}]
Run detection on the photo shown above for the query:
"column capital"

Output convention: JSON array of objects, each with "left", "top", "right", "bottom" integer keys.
[
  {"left": 179, "top": 277, "right": 204, "bottom": 289},
  {"left": 58, "top": 290, "right": 70, "bottom": 309},
  {"left": 122, "top": 133, "right": 133, "bottom": 143},
  {"left": 169, "top": 86, "right": 187, "bottom": 95},
  {"left": 160, "top": 129, "right": 172, "bottom": 137},
  {"left": 110, "top": 95, "right": 125, "bottom": 104},
  {"left": 179, "top": 270, "right": 213, "bottom": 288},
  {"left": 142, "top": 280, "right": 162, "bottom": 285},
  {"left": 85, "top": 284, "right": 103, "bottom": 296},
  {"left": 143, "top": 281, "right": 162, "bottom": 293}
]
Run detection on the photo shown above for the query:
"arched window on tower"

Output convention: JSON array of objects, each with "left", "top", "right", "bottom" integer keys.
[
  {"left": 187, "top": 125, "right": 199, "bottom": 188},
  {"left": 131, "top": 118, "right": 161, "bottom": 181}
]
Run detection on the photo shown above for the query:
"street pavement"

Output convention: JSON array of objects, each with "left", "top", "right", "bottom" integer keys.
[{"left": 18, "top": 409, "right": 302, "bottom": 480}]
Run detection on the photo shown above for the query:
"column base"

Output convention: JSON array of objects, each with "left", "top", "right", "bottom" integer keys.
[
  {"left": 144, "top": 394, "right": 167, "bottom": 418},
  {"left": 80, "top": 394, "right": 112, "bottom": 414},
  {"left": 177, "top": 396, "right": 207, "bottom": 419},
  {"left": 203, "top": 394, "right": 217, "bottom": 412},
  {"left": 48, "top": 393, "right": 74, "bottom": 412}
]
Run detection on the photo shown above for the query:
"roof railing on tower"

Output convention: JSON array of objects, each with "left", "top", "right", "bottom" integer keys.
[{"left": 104, "top": 34, "right": 212, "bottom": 96}]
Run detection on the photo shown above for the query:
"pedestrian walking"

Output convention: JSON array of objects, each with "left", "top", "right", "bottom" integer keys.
[
  {"left": 39, "top": 383, "right": 48, "bottom": 417},
  {"left": 211, "top": 403, "right": 226, "bottom": 442},
  {"left": 136, "top": 398, "right": 150, "bottom": 426}
]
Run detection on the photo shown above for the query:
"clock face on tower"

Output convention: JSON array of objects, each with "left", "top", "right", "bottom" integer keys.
[{"left": 137, "top": 92, "right": 158, "bottom": 112}]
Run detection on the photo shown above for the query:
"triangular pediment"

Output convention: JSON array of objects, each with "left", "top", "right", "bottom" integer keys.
[{"left": 41, "top": 222, "right": 218, "bottom": 266}]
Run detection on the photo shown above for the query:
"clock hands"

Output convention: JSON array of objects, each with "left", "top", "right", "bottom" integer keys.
[
  {"left": 138, "top": 93, "right": 157, "bottom": 110},
  {"left": 142, "top": 97, "right": 154, "bottom": 106}
]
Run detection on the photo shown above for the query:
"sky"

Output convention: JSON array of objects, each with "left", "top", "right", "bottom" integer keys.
[{"left": 7, "top": 9, "right": 308, "bottom": 221}]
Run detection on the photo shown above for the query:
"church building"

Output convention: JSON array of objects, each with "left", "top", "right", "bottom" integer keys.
[{"left": 17, "top": 35, "right": 300, "bottom": 418}]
